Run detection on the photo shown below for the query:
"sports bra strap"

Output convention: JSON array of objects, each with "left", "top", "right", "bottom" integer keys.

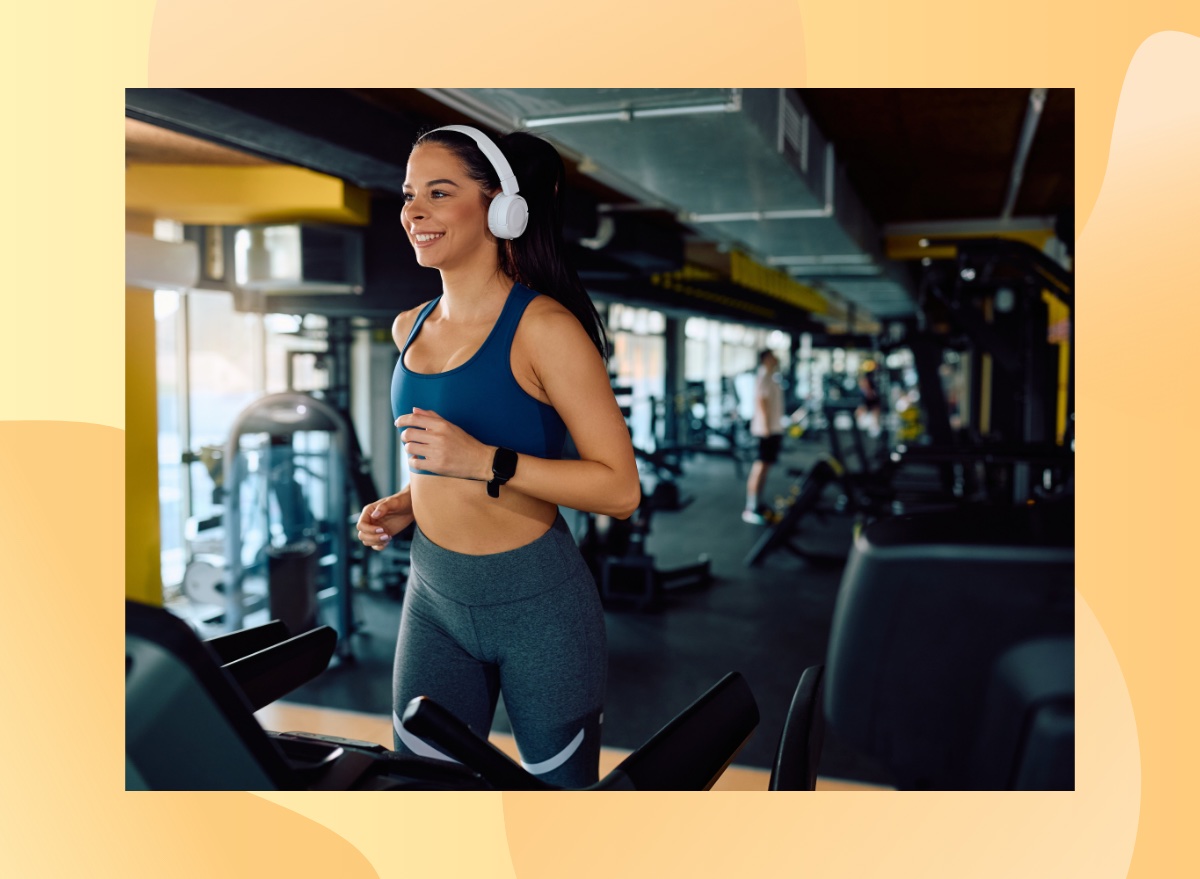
[
  {"left": 402, "top": 297, "right": 442, "bottom": 355},
  {"left": 489, "top": 286, "right": 535, "bottom": 351}
]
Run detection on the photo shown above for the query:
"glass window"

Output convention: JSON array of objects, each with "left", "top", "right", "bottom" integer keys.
[
  {"left": 184, "top": 290, "right": 265, "bottom": 537},
  {"left": 608, "top": 307, "right": 665, "bottom": 452},
  {"left": 155, "top": 289, "right": 186, "bottom": 594}
]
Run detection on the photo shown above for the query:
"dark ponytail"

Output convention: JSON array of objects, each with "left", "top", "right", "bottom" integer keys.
[{"left": 416, "top": 128, "right": 609, "bottom": 362}]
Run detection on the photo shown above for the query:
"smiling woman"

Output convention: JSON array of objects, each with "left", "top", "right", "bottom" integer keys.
[{"left": 355, "top": 125, "right": 639, "bottom": 789}]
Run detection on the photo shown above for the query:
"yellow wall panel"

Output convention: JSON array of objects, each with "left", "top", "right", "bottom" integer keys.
[
  {"left": 125, "top": 285, "right": 161, "bottom": 605},
  {"left": 125, "top": 211, "right": 162, "bottom": 605}
]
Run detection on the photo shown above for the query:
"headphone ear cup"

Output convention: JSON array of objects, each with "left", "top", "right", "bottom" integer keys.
[{"left": 488, "top": 193, "right": 529, "bottom": 239}]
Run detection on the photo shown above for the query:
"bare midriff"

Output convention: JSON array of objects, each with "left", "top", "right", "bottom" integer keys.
[{"left": 410, "top": 473, "right": 558, "bottom": 555}]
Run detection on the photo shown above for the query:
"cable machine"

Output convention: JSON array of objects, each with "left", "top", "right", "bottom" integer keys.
[{"left": 220, "top": 392, "right": 356, "bottom": 659}]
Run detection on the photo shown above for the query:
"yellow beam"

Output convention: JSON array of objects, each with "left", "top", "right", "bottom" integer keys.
[
  {"left": 729, "top": 251, "right": 829, "bottom": 314},
  {"left": 125, "top": 164, "right": 370, "bottom": 226},
  {"left": 651, "top": 271, "right": 776, "bottom": 319},
  {"left": 886, "top": 229, "right": 1054, "bottom": 261}
]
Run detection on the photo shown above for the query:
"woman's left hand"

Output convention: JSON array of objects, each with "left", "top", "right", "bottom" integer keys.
[{"left": 395, "top": 407, "right": 492, "bottom": 481}]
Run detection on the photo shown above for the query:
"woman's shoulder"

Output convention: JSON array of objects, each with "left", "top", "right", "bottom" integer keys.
[
  {"left": 520, "top": 289, "right": 573, "bottom": 320},
  {"left": 518, "top": 292, "right": 585, "bottom": 341},
  {"left": 514, "top": 291, "right": 598, "bottom": 364},
  {"left": 391, "top": 299, "right": 436, "bottom": 351}
]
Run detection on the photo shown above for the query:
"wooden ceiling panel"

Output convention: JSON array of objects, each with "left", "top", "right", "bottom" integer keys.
[{"left": 124, "top": 117, "right": 274, "bottom": 166}]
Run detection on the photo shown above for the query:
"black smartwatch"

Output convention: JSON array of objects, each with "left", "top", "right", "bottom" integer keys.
[{"left": 488, "top": 447, "right": 518, "bottom": 498}]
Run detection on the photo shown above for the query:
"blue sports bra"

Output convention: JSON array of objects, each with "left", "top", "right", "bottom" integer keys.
[{"left": 390, "top": 283, "right": 568, "bottom": 476}]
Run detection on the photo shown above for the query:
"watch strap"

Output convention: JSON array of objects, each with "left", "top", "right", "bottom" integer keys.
[{"left": 488, "top": 447, "right": 518, "bottom": 498}]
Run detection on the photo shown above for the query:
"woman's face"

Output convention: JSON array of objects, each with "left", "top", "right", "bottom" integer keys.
[{"left": 401, "top": 143, "right": 495, "bottom": 272}]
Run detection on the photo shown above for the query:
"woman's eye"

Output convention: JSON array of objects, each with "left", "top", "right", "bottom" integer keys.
[
  {"left": 402, "top": 193, "right": 414, "bottom": 203},
  {"left": 431, "top": 190, "right": 448, "bottom": 199}
]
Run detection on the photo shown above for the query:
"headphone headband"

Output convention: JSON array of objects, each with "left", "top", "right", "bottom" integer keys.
[
  {"left": 425, "top": 125, "right": 528, "bottom": 240},
  {"left": 430, "top": 125, "right": 520, "bottom": 197}
]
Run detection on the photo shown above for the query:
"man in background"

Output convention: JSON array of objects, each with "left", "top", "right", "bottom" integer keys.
[{"left": 743, "top": 349, "right": 784, "bottom": 525}]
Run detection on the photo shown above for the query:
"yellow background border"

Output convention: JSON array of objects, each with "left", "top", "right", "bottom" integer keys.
[{"left": 2, "top": 2, "right": 1197, "bottom": 876}]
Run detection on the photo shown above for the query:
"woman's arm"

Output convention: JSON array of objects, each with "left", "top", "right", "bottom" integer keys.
[{"left": 513, "top": 303, "right": 640, "bottom": 517}]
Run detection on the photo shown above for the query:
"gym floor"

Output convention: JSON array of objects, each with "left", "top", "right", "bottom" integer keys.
[{"left": 280, "top": 435, "right": 898, "bottom": 787}]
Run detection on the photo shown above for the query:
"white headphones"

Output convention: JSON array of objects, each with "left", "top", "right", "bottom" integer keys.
[{"left": 429, "top": 125, "right": 529, "bottom": 240}]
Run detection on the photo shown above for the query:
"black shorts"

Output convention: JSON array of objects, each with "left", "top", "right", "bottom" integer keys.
[{"left": 756, "top": 434, "right": 782, "bottom": 464}]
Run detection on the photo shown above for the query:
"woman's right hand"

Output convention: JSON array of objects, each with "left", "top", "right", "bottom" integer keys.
[{"left": 356, "top": 491, "right": 415, "bottom": 552}]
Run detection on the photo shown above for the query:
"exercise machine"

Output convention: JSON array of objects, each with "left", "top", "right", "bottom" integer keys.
[
  {"left": 769, "top": 499, "right": 1074, "bottom": 790},
  {"left": 574, "top": 380, "right": 712, "bottom": 610},
  {"left": 744, "top": 398, "right": 921, "bottom": 568},
  {"left": 653, "top": 379, "right": 754, "bottom": 479},
  {"left": 578, "top": 484, "right": 712, "bottom": 612},
  {"left": 906, "top": 237, "right": 1075, "bottom": 501},
  {"left": 126, "top": 600, "right": 759, "bottom": 791}
]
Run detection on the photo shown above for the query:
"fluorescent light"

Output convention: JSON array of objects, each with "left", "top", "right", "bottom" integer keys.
[{"left": 526, "top": 111, "right": 631, "bottom": 127}]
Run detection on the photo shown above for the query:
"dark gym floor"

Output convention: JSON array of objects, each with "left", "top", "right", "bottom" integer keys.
[{"left": 287, "top": 436, "right": 896, "bottom": 785}]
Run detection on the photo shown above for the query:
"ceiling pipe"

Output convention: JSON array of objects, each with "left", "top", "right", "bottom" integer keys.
[
  {"left": 1000, "top": 88, "right": 1049, "bottom": 221},
  {"left": 768, "top": 254, "right": 873, "bottom": 266},
  {"left": 785, "top": 265, "right": 883, "bottom": 277},
  {"left": 885, "top": 216, "right": 1056, "bottom": 237},
  {"left": 579, "top": 215, "right": 616, "bottom": 250}
]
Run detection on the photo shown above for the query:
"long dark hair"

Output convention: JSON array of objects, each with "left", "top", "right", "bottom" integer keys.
[{"left": 415, "top": 128, "right": 608, "bottom": 361}]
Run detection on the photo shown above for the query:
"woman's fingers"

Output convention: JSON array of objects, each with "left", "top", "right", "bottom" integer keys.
[
  {"left": 356, "top": 499, "right": 404, "bottom": 549},
  {"left": 400, "top": 427, "right": 430, "bottom": 445},
  {"left": 394, "top": 410, "right": 482, "bottom": 480},
  {"left": 395, "top": 407, "right": 441, "bottom": 429}
]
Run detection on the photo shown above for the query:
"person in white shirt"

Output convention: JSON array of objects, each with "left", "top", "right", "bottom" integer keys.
[{"left": 743, "top": 350, "right": 784, "bottom": 525}]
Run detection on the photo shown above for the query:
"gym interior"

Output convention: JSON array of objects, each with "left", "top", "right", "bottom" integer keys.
[{"left": 125, "top": 88, "right": 1075, "bottom": 791}]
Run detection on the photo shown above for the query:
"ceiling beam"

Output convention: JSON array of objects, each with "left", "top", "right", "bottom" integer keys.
[
  {"left": 125, "top": 164, "right": 370, "bottom": 225},
  {"left": 125, "top": 89, "right": 422, "bottom": 195}
]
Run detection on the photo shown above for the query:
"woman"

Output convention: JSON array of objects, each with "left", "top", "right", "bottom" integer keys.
[{"left": 355, "top": 125, "right": 640, "bottom": 788}]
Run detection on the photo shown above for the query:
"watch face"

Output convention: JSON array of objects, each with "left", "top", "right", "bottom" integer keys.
[{"left": 493, "top": 447, "right": 518, "bottom": 479}]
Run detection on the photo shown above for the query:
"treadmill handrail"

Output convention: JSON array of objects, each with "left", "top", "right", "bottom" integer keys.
[
  {"left": 612, "top": 671, "right": 759, "bottom": 791},
  {"left": 221, "top": 626, "right": 338, "bottom": 712},
  {"left": 205, "top": 620, "right": 291, "bottom": 665},
  {"left": 402, "top": 697, "right": 554, "bottom": 790},
  {"left": 402, "top": 671, "right": 759, "bottom": 791}
]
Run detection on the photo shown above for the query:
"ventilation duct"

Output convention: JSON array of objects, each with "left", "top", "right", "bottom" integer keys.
[{"left": 424, "top": 88, "right": 917, "bottom": 320}]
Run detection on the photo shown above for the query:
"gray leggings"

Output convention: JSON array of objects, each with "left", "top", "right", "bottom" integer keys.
[{"left": 392, "top": 513, "right": 607, "bottom": 788}]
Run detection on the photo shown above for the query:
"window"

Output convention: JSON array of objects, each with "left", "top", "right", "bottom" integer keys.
[
  {"left": 607, "top": 304, "right": 665, "bottom": 451},
  {"left": 155, "top": 288, "right": 186, "bottom": 594}
]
